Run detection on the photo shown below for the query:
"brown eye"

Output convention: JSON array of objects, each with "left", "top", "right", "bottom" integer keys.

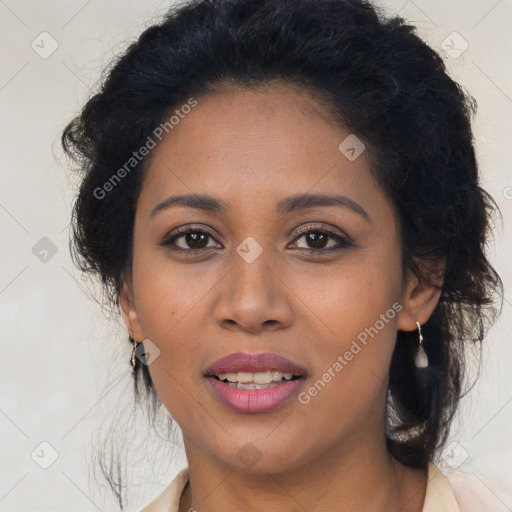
[
  {"left": 160, "top": 226, "right": 221, "bottom": 253},
  {"left": 182, "top": 232, "right": 209, "bottom": 249},
  {"left": 290, "top": 224, "right": 354, "bottom": 253},
  {"left": 303, "top": 232, "right": 329, "bottom": 249}
]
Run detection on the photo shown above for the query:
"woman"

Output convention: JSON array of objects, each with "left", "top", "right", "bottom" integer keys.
[{"left": 62, "top": 0, "right": 503, "bottom": 510}]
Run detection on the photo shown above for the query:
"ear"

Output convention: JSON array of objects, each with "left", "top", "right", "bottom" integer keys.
[
  {"left": 397, "top": 262, "right": 444, "bottom": 332},
  {"left": 119, "top": 273, "right": 143, "bottom": 341}
]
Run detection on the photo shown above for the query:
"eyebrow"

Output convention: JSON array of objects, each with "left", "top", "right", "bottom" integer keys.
[{"left": 150, "top": 192, "right": 370, "bottom": 222}]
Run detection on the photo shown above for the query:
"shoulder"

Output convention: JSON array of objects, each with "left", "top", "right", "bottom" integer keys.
[
  {"left": 140, "top": 467, "right": 190, "bottom": 512},
  {"left": 425, "top": 461, "right": 511, "bottom": 512},
  {"left": 138, "top": 463, "right": 509, "bottom": 512},
  {"left": 423, "top": 462, "right": 461, "bottom": 512},
  {"left": 441, "top": 464, "right": 511, "bottom": 512}
]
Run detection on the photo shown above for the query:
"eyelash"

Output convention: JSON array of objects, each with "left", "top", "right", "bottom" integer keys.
[{"left": 160, "top": 223, "right": 354, "bottom": 256}]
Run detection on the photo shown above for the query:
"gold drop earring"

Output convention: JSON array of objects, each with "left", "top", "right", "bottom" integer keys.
[{"left": 129, "top": 331, "right": 142, "bottom": 369}]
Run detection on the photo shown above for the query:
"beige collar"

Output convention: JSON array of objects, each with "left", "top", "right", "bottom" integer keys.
[{"left": 140, "top": 462, "right": 460, "bottom": 512}]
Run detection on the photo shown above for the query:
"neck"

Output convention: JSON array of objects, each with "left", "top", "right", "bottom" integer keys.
[{"left": 179, "top": 429, "right": 428, "bottom": 512}]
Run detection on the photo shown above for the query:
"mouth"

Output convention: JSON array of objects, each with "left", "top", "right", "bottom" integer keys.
[
  {"left": 211, "top": 370, "right": 302, "bottom": 390},
  {"left": 204, "top": 352, "right": 307, "bottom": 413}
]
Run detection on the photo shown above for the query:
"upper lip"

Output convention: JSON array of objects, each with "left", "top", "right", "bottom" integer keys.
[{"left": 204, "top": 352, "right": 308, "bottom": 377}]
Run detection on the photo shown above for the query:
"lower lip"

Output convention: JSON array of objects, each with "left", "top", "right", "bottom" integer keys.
[{"left": 206, "top": 376, "right": 305, "bottom": 413}]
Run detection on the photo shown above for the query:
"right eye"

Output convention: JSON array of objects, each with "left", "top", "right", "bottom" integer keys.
[{"left": 160, "top": 225, "right": 222, "bottom": 254}]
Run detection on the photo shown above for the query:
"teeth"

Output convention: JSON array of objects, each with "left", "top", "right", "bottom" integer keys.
[
  {"left": 271, "top": 370, "right": 281, "bottom": 381},
  {"left": 236, "top": 371, "right": 253, "bottom": 383},
  {"left": 227, "top": 382, "right": 279, "bottom": 390},
  {"left": 217, "top": 370, "right": 297, "bottom": 383},
  {"left": 253, "top": 371, "right": 272, "bottom": 384}
]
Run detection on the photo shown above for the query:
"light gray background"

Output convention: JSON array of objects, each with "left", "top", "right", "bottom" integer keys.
[{"left": 1, "top": 1, "right": 511, "bottom": 510}]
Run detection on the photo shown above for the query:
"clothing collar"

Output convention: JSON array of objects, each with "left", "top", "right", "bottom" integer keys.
[{"left": 140, "top": 462, "right": 460, "bottom": 511}]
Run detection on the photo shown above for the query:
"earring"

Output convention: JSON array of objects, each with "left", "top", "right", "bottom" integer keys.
[
  {"left": 414, "top": 321, "right": 428, "bottom": 369},
  {"left": 129, "top": 331, "right": 141, "bottom": 369}
]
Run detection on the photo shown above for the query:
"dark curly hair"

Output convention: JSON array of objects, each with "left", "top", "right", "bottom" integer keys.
[{"left": 62, "top": 0, "right": 503, "bottom": 507}]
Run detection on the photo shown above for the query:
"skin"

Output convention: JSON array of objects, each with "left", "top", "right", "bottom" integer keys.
[{"left": 120, "top": 83, "right": 442, "bottom": 512}]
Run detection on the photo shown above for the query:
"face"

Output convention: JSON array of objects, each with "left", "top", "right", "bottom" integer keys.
[{"left": 121, "top": 83, "right": 439, "bottom": 474}]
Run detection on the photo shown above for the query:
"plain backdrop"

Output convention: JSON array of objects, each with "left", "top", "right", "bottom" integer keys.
[{"left": 1, "top": 1, "right": 511, "bottom": 510}]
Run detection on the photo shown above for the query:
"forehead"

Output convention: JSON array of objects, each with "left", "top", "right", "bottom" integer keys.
[{"left": 137, "top": 84, "right": 387, "bottom": 220}]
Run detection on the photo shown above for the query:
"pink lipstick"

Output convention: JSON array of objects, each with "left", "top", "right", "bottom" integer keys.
[{"left": 204, "top": 352, "right": 307, "bottom": 414}]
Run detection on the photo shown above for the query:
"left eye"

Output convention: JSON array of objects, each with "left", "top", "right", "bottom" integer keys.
[{"left": 289, "top": 228, "right": 352, "bottom": 251}]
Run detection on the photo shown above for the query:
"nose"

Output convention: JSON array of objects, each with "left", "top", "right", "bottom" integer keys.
[{"left": 213, "top": 248, "right": 294, "bottom": 334}]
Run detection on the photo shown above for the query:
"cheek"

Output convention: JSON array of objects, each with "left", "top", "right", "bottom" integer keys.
[
  {"left": 129, "top": 247, "right": 218, "bottom": 411},
  {"left": 300, "top": 249, "right": 402, "bottom": 407},
  {"left": 131, "top": 240, "right": 221, "bottom": 340},
  {"left": 306, "top": 249, "right": 401, "bottom": 347}
]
